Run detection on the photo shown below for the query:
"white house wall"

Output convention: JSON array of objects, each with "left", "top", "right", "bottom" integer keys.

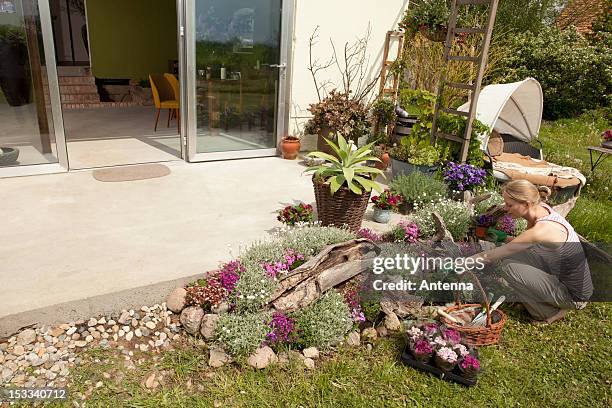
[{"left": 289, "top": 0, "right": 409, "bottom": 138}]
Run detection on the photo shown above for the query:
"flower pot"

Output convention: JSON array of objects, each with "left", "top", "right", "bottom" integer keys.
[
  {"left": 312, "top": 176, "right": 371, "bottom": 232},
  {"left": 372, "top": 207, "right": 392, "bottom": 223},
  {"left": 412, "top": 352, "right": 432, "bottom": 363},
  {"left": 419, "top": 25, "right": 447, "bottom": 42},
  {"left": 475, "top": 226, "right": 489, "bottom": 239},
  {"left": 0, "top": 147, "right": 20, "bottom": 166},
  {"left": 375, "top": 152, "right": 390, "bottom": 170},
  {"left": 391, "top": 159, "right": 437, "bottom": 179},
  {"left": 434, "top": 355, "right": 456, "bottom": 372},
  {"left": 316, "top": 126, "right": 338, "bottom": 157},
  {"left": 280, "top": 137, "right": 301, "bottom": 160},
  {"left": 459, "top": 367, "right": 479, "bottom": 381}
]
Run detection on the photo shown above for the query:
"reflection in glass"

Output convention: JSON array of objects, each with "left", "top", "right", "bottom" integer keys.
[
  {"left": 0, "top": 0, "right": 58, "bottom": 167},
  {"left": 195, "top": 0, "right": 281, "bottom": 153}
]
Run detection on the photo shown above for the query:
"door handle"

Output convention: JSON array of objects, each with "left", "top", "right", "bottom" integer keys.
[{"left": 268, "top": 63, "right": 286, "bottom": 69}]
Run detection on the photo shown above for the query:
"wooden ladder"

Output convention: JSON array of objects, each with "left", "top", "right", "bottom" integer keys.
[
  {"left": 430, "top": 0, "right": 499, "bottom": 163},
  {"left": 378, "top": 30, "right": 405, "bottom": 103}
]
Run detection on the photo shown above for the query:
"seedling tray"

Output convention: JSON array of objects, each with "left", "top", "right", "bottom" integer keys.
[{"left": 400, "top": 349, "right": 478, "bottom": 387}]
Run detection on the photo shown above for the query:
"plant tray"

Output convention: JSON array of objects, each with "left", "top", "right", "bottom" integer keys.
[{"left": 400, "top": 348, "right": 478, "bottom": 387}]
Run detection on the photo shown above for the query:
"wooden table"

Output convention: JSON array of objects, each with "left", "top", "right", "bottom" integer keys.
[{"left": 587, "top": 145, "right": 612, "bottom": 172}]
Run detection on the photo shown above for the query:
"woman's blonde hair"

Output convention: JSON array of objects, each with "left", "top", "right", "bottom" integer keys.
[{"left": 503, "top": 180, "right": 551, "bottom": 204}]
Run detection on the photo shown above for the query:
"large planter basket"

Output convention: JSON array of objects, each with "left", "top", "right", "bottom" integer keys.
[
  {"left": 439, "top": 271, "right": 507, "bottom": 346},
  {"left": 313, "top": 177, "right": 371, "bottom": 232}
]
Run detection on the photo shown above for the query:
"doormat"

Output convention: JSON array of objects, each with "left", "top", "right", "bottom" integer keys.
[{"left": 92, "top": 164, "right": 171, "bottom": 182}]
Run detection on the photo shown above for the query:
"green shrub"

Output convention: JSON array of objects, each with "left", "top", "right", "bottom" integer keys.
[
  {"left": 390, "top": 172, "right": 448, "bottom": 205},
  {"left": 293, "top": 291, "right": 352, "bottom": 349},
  {"left": 398, "top": 88, "right": 436, "bottom": 116},
  {"left": 410, "top": 198, "right": 473, "bottom": 240},
  {"left": 491, "top": 27, "right": 612, "bottom": 119},
  {"left": 215, "top": 312, "right": 272, "bottom": 358},
  {"left": 230, "top": 265, "right": 277, "bottom": 313},
  {"left": 371, "top": 98, "right": 396, "bottom": 128},
  {"left": 279, "top": 226, "right": 356, "bottom": 257}
]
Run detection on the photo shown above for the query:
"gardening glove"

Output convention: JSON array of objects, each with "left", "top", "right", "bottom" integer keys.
[{"left": 486, "top": 228, "right": 508, "bottom": 243}]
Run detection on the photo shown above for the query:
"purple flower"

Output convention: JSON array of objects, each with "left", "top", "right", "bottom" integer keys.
[
  {"left": 496, "top": 214, "right": 516, "bottom": 235},
  {"left": 422, "top": 322, "right": 439, "bottom": 334},
  {"left": 414, "top": 339, "right": 433, "bottom": 355},
  {"left": 436, "top": 346, "right": 458, "bottom": 363},
  {"left": 266, "top": 312, "right": 297, "bottom": 345},
  {"left": 443, "top": 162, "right": 486, "bottom": 192},
  {"left": 357, "top": 228, "right": 382, "bottom": 242},
  {"left": 263, "top": 249, "right": 305, "bottom": 278},
  {"left": 460, "top": 354, "right": 481, "bottom": 371},
  {"left": 397, "top": 221, "right": 419, "bottom": 243},
  {"left": 218, "top": 260, "right": 244, "bottom": 292},
  {"left": 442, "top": 328, "right": 462, "bottom": 344}
]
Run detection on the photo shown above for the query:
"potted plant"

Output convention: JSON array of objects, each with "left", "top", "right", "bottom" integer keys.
[
  {"left": 303, "top": 90, "right": 370, "bottom": 156},
  {"left": 390, "top": 136, "right": 440, "bottom": 178},
  {"left": 458, "top": 354, "right": 481, "bottom": 380},
  {"left": 434, "top": 346, "right": 459, "bottom": 372},
  {"left": 277, "top": 203, "right": 314, "bottom": 226},
  {"left": 305, "top": 134, "right": 384, "bottom": 231},
  {"left": 279, "top": 135, "right": 301, "bottom": 160},
  {"left": 602, "top": 130, "right": 612, "bottom": 149},
  {"left": 442, "top": 162, "right": 487, "bottom": 198},
  {"left": 371, "top": 97, "right": 397, "bottom": 135},
  {"left": 371, "top": 144, "right": 391, "bottom": 170},
  {"left": 0, "top": 25, "right": 30, "bottom": 107},
  {"left": 411, "top": 338, "right": 434, "bottom": 362},
  {"left": 474, "top": 214, "right": 494, "bottom": 239},
  {"left": 399, "top": 0, "right": 450, "bottom": 42},
  {"left": 371, "top": 189, "right": 403, "bottom": 223}
]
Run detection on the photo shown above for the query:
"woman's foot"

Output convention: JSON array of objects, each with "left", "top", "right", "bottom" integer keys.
[{"left": 530, "top": 309, "right": 569, "bottom": 325}]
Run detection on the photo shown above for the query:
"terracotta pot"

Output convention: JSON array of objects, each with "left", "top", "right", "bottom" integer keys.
[
  {"left": 375, "top": 152, "right": 391, "bottom": 170},
  {"left": 475, "top": 226, "right": 489, "bottom": 239},
  {"left": 280, "top": 137, "right": 301, "bottom": 160}
]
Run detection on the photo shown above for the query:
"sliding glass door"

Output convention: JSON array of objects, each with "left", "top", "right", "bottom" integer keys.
[
  {"left": 0, "top": 0, "right": 66, "bottom": 173},
  {"left": 184, "top": 0, "right": 292, "bottom": 161}
]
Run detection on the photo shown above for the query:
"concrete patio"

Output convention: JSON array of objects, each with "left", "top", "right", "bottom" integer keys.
[{"left": 0, "top": 157, "right": 314, "bottom": 336}]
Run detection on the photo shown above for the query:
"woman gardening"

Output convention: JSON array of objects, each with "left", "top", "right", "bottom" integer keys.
[{"left": 466, "top": 180, "right": 593, "bottom": 324}]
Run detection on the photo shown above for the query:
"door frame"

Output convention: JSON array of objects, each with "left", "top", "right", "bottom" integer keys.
[
  {"left": 0, "top": 0, "right": 69, "bottom": 178},
  {"left": 181, "top": 0, "right": 295, "bottom": 162}
]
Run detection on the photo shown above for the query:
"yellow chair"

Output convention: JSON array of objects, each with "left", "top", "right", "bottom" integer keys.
[
  {"left": 149, "top": 74, "right": 179, "bottom": 131},
  {"left": 164, "top": 73, "right": 180, "bottom": 125}
]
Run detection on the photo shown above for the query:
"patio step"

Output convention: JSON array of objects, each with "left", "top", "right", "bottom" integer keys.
[
  {"left": 58, "top": 75, "right": 96, "bottom": 85},
  {"left": 60, "top": 93, "right": 100, "bottom": 103}
]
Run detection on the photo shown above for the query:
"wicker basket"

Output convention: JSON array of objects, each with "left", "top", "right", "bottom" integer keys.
[
  {"left": 313, "top": 176, "right": 371, "bottom": 232},
  {"left": 419, "top": 26, "right": 447, "bottom": 42},
  {"left": 439, "top": 271, "right": 507, "bottom": 346}
]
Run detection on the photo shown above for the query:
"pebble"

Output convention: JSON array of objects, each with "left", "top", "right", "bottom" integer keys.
[
  {"left": 75, "top": 341, "right": 87, "bottom": 348},
  {"left": 85, "top": 335, "right": 94, "bottom": 343},
  {"left": 145, "top": 322, "right": 156, "bottom": 330},
  {"left": 118, "top": 330, "right": 125, "bottom": 337},
  {"left": 87, "top": 318, "right": 97, "bottom": 327},
  {"left": 98, "top": 317, "right": 106, "bottom": 325},
  {"left": 66, "top": 327, "right": 77, "bottom": 336},
  {"left": 131, "top": 319, "right": 139, "bottom": 328},
  {"left": 125, "top": 332, "right": 134, "bottom": 341},
  {"left": 158, "top": 332, "right": 167, "bottom": 341},
  {"left": 96, "top": 325, "right": 106, "bottom": 333},
  {"left": 122, "top": 326, "right": 131, "bottom": 333},
  {"left": 12, "top": 345, "right": 25, "bottom": 356},
  {"left": 107, "top": 320, "right": 116, "bottom": 326},
  {"left": 135, "top": 329, "right": 143, "bottom": 338}
]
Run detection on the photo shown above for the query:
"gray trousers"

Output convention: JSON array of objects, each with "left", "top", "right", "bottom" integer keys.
[{"left": 501, "top": 260, "right": 586, "bottom": 321}]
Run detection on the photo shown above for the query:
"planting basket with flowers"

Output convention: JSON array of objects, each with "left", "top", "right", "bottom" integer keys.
[
  {"left": 306, "top": 134, "right": 384, "bottom": 231},
  {"left": 439, "top": 270, "right": 506, "bottom": 346},
  {"left": 602, "top": 129, "right": 612, "bottom": 149}
]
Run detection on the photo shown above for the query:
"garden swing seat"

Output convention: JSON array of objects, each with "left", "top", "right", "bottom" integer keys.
[{"left": 458, "top": 78, "right": 585, "bottom": 203}]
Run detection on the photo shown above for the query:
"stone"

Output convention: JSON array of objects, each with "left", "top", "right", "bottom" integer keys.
[
  {"left": 49, "top": 327, "right": 64, "bottom": 337},
  {"left": 122, "top": 326, "right": 131, "bottom": 332},
  {"left": 72, "top": 333, "right": 81, "bottom": 341},
  {"left": 158, "top": 332, "right": 167, "bottom": 341},
  {"left": 302, "top": 347, "right": 319, "bottom": 359},
  {"left": 145, "top": 322, "right": 156, "bottom": 330},
  {"left": 107, "top": 320, "right": 116, "bottom": 326},
  {"left": 141, "top": 328, "right": 150, "bottom": 337},
  {"left": 98, "top": 317, "right": 106, "bottom": 325},
  {"left": 16, "top": 329, "right": 36, "bottom": 345},
  {"left": 66, "top": 327, "right": 77, "bottom": 336},
  {"left": 139, "top": 345, "right": 149, "bottom": 352},
  {"left": 118, "top": 330, "right": 125, "bottom": 338},
  {"left": 384, "top": 312, "right": 402, "bottom": 331},
  {"left": 113, "top": 334, "right": 118, "bottom": 342},
  {"left": 118, "top": 311, "right": 130, "bottom": 325},
  {"left": 209, "top": 348, "right": 231, "bottom": 368},
  {"left": 180, "top": 307, "right": 204, "bottom": 335},
  {"left": 96, "top": 325, "right": 106, "bottom": 333},
  {"left": 135, "top": 329, "right": 143, "bottom": 338},
  {"left": 92, "top": 332, "right": 101, "bottom": 340},
  {"left": 87, "top": 318, "right": 98, "bottom": 327},
  {"left": 376, "top": 326, "right": 388, "bottom": 338},
  {"left": 75, "top": 341, "right": 87, "bottom": 348},
  {"left": 85, "top": 335, "right": 94, "bottom": 343},
  {"left": 361, "top": 327, "right": 378, "bottom": 343},
  {"left": 144, "top": 372, "right": 158, "bottom": 389},
  {"left": 46, "top": 371, "right": 57, "bottom": 381},
  {"left": 166, "top": 288, "right": 187, "bottom": 313},
  {"left": 1, "top": 368, "right": 14, "bottom": 382},
  {"left": 131, "top": 319, "right": 139, "bottom": 328},
  {"left": 347, "top": 331, "right": 361, "bottom": 346},
  {"left": 141, "top": 306, "right": 150, "bottom": 313},
  {"left": 199, "top": 314, "right": 219, "bottom": 340},
  {"left": 12, "top": 345, "right": 25, "bottom": 356},
  {"left": 303, "top": 358, "right": 315, "bottom": 370},
  {"left": 247, "top": 346, "right": 278, "bottom": 369},
  {"left": 125, "top": 332, "right": 134, "bottom": 341},
  {"left": 154, "top": 340, "right": 164, "bottom": 347},
  {"left": 211, "top": 302, "right": 230, "bottom": 314}
]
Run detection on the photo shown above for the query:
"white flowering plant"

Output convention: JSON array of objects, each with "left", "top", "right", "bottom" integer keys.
[{"left": 409, "top": 198, "right": 473, "bottom": 241}]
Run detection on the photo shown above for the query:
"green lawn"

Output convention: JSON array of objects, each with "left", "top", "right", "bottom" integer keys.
[
  {"left": 538, "top": 110, "right": 611, "bottom": 241},
  {"left": 57, "top": 303, "right": 611, "bottom": 407}
]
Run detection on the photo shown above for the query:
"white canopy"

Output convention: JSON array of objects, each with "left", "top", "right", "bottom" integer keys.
[{"left": 458, "top": 78, "right": 543, "bottom": 148}]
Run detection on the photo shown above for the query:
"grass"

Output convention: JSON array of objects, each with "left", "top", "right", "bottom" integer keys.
[
  {"left": 59, "top": 303, "right": 611, "bottom": 407},
  {"left": 537, "top": 110, "right": 611, "bottom": 241}
]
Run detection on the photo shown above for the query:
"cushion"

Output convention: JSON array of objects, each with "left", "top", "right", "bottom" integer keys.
[{"left": 487, "top": 131, "right": 504, "bottom": 157}]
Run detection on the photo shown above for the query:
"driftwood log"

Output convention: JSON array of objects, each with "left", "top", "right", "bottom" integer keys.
[{"left": 269, "top": 239, "right": 380, "bottom": 312}]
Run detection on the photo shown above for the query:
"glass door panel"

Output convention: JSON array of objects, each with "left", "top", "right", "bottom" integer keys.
[
  {"left": 0, "top": 0, "right": 60, "bottom": 168},
  {"left": 194, "top": 0, "right": 281, "bottom": 154}
]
